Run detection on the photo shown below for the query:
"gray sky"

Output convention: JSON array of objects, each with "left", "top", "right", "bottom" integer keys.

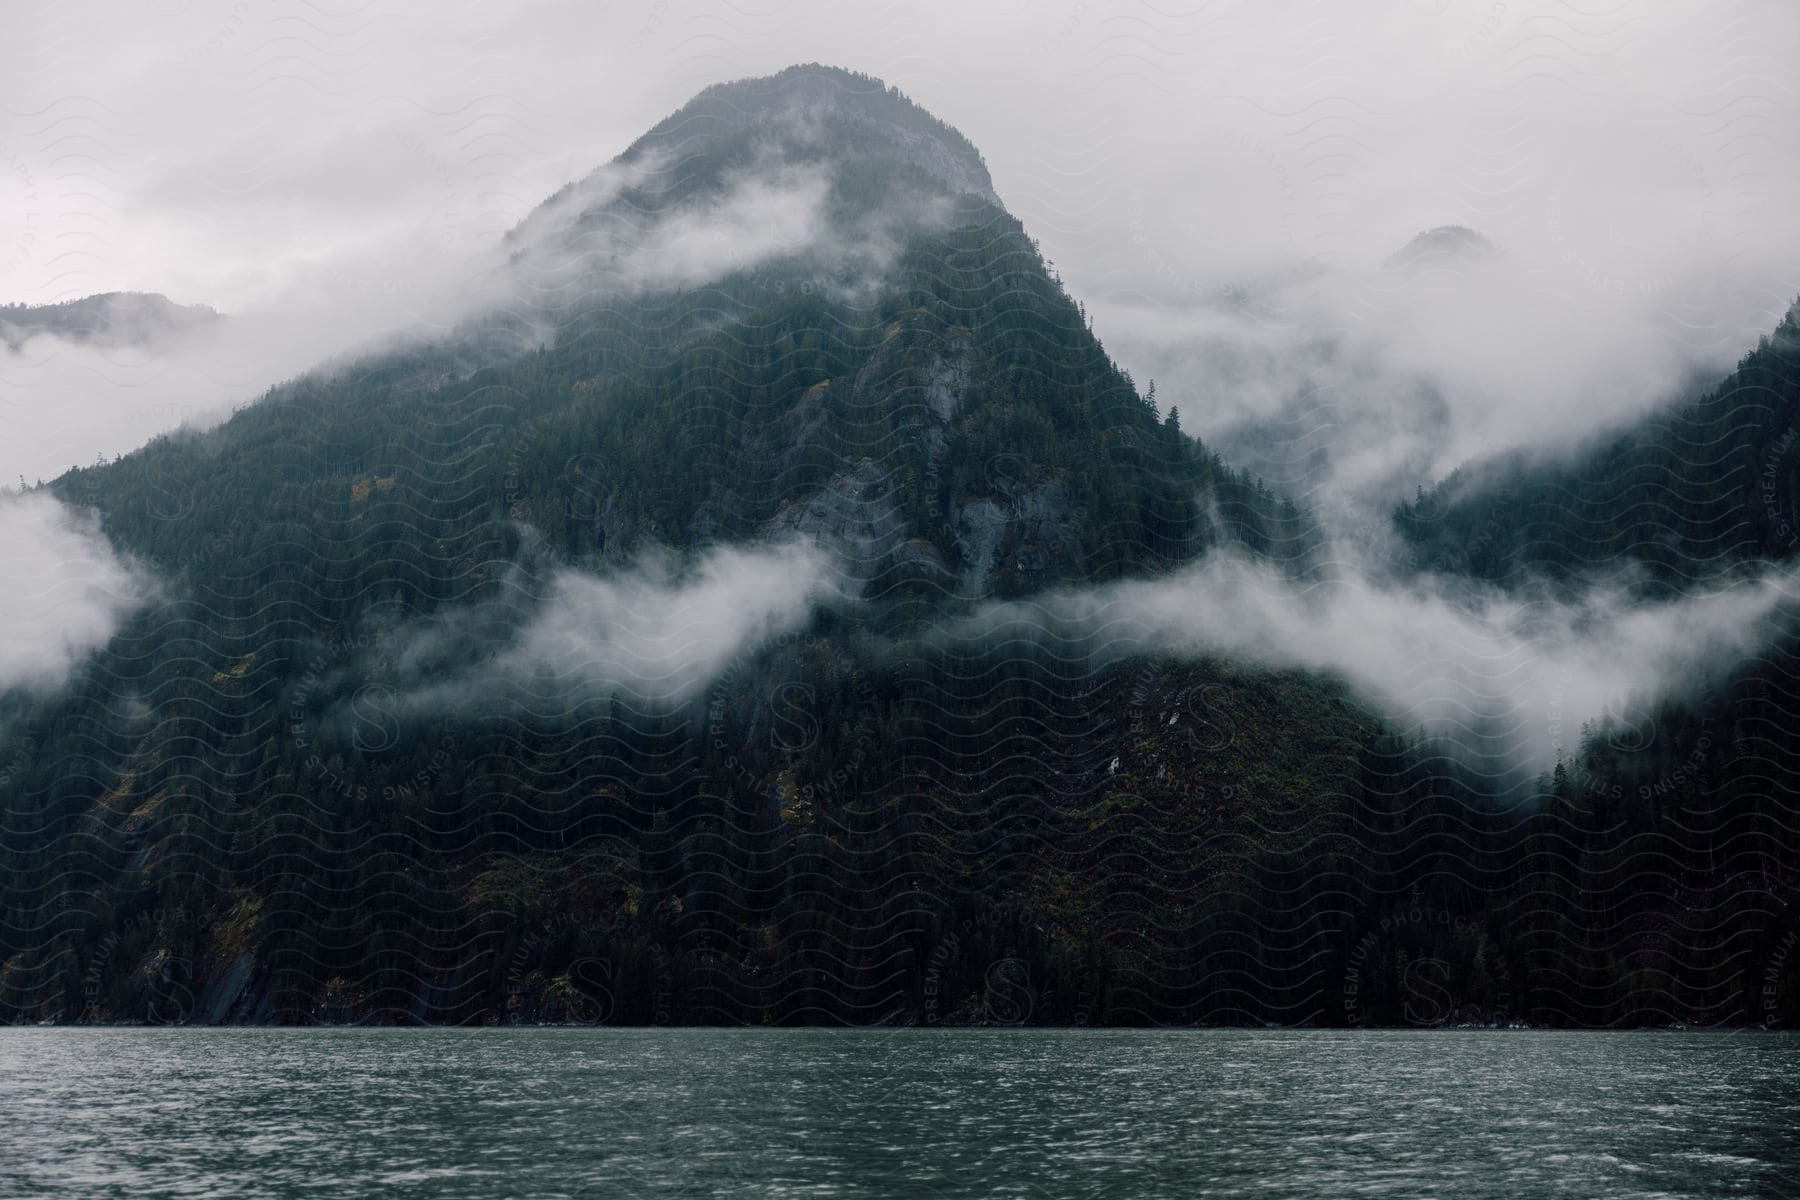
[{"left": 3, "top": 0, "right": 1799, "bottom": 481}]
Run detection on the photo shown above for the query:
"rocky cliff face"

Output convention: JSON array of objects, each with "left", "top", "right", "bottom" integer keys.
[{"left": 953, "top": 480, "right": 1078, "bottom": 594}]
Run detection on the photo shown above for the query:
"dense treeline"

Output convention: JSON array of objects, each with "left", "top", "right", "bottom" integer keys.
[{"left": 6, "top": 633, "right": 1797, "bottom": 1027}]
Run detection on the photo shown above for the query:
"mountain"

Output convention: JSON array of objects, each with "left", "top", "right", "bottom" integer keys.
[
  {"left": 1, "top": 66, "right": 1795, "bottom": 1028},
  {"left": 1398, "top": 301, "right": 1800, "bottom": 592},
  {"left": 509, "top": 62, "right": 1000, "bottom": 260},
  {"left": 0, "top": 65, "right": 1341, "bottom": 1027},
  {"left": 0, "top": 292, "right": 222, "bottom": 352},
  {"left": 1382, "top": 225, "right": 1498, "bottom": 272}
]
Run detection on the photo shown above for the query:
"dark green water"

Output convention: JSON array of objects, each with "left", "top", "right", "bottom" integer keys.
[{"left": 1, "top": 1028, "right": 1794, "bottom": 1198}]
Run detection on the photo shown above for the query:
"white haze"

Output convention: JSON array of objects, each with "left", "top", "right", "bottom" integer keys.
[
  {"left": 1100, "top": 252, "right": 1781, "bottom": 534},
  {"left": 508, "top": 159, "right": 834, "bottom": 309},
  {"left": 959, "top": 551, "right": 1799, "bottom": 771},
  {"left": 0, "top": 493, "right": 150, "bottom": 692},
  {"left": 506, "top": 139, "right": 955, "bottom": 319},
  {"left": 0, "top": 137, "right": 900, "bottom": 488},
  {"left": 0, "top": 212, "right": 522, "bottom": 486},
  {"left": 379, "top": 539, "right": 840, "bottom": 717}
]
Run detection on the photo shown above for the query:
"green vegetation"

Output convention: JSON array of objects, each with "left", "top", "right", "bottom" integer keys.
[
  {"left": 1398, "top": 303, "right": 1800, "bottom": 594},
  {"left": 1, "top": 66, "right": 1795, "bottom": 1027}
]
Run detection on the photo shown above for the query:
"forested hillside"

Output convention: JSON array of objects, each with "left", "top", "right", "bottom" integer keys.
[
  {"left": 1397, "top": 304, "right": 1800, "bottom": 594},
  {"left": 1387, "top": 298, "right": 1800, "bottom": 1031},
  {"left": 2, "top": 66, "right": 1796, "bottom": 1028}
]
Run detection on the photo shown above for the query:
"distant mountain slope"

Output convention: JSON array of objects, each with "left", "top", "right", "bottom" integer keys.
[
  {"left": 1387, "top": 302, "right": 1800, "bottom": 1031},
  {"left": 1382, "top": 225, "right": 1497, "bottom": 272},
  {"left": 1397, "top": 302, "right": 1800, "bottom": 594},
  {"left": 0, "top": 292, "right": 221, "bottom": 351}
]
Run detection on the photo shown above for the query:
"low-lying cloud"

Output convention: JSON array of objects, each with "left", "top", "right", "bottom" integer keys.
[
  {"left": 0, "top": 228, "right": 516, "bottom": 489},
  {"left": 490, "top": 538, "right": 839, "bottom": 708},
  {"left": 506, "top": 159, "right": 835, "bottom": 313},
  {"left": 1101, "top": 249, "right": 1785, "bottom": 546},
  {"left": 3, "top": 121, "right": 951, "bottom": 492},
  {"left": 0, "top": 492, "right": 150, "bottom": 693},
  {"left": 324, "top": 539, "right": 842, "bottom": 735},
  {"left": 955, "top": 548, "right": 1798, "bottom": 773}
]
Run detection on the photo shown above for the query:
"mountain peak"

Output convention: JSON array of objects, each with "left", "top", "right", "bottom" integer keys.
[
  {"left": 623, "top": 64, "right": 999, "bottom": 206},
  {"left": 508, "top": 64, "right": 1000, "bottom": 252},
  {"left": 1383, "top": 225, "right": 1498, "bottom": 271},
  {"left": 500, "top": 64, "right": 1006, "bottom": 314}
]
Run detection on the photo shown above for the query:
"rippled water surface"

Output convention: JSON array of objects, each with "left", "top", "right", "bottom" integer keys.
[{"left": 1, "top": 1028, "right": 1796, "bottom": 1198}]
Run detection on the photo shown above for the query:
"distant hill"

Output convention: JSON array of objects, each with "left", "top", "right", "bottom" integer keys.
[
  {"left": 1382, "top": 225, "right": 1498, "bottom": 272},
  {"left": 1398, "top": 301, "right": 1800, "bottom": 593},
  {"left": 0, "top": 292, "right": 222, "bottom": 351}
]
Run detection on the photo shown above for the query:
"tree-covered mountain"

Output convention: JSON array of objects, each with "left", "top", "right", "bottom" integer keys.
[
  {"left": 1389, "top": 300, "right": 1800, "bottom": 1031},
  {"left": 0, "top": 293, "right": 222, "bottom": 352},
  {"left": 1, "top": 66, "right": 1795, "bottom": 1028},
  {"left": 1397, "top": 301, "right": 1800, "bottom": 594}
]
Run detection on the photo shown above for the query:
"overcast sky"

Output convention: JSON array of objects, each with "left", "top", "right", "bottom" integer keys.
[{"left": 4, "top": 0, "right": 1799, "bottom": 481}]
